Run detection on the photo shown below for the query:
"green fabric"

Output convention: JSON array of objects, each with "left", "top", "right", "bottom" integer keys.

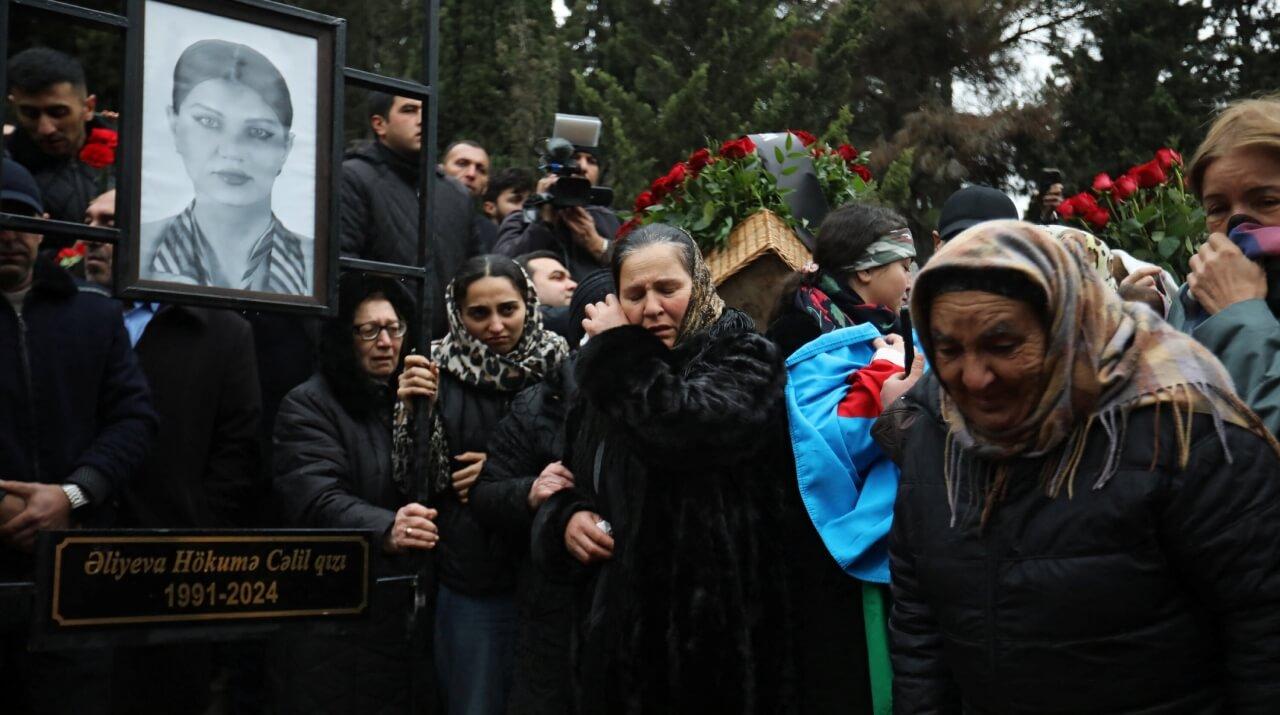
[
  {"left": 862, "top": 582, "right": 893, "bottom": 715},
  {"left": 1190, "top": 298, "right": 1280, "bottom": 436}
]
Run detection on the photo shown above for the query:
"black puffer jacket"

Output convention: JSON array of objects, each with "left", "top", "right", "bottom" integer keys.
[
  {"left": 886, "top": 375, "right": 1280, "bottom": 714},
  {"left": 532, "top": 312, "right": 797, "bottom": 714},
  {"left": 471, "top": 357, "right": 578, "bottom": 715},
  {"left": 492, "top": 206, "right": 619, "bottom": 280},
  {"left": 339, "top": 140, "right": 483, "bottom": 338},
  {"left": 432, "top": 371, "right": 521, "bottom": 596},
  {"left": 270, "top": 276, "right": 426, "bottom": 715}
]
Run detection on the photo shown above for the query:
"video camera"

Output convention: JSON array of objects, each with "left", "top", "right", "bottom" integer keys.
[{"left": 528, "top": 114, "right": 613, "bottom": 210}]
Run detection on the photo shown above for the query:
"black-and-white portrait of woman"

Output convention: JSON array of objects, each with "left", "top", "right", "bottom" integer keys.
[{"left": 132, "top": 0, "right": 334, "bottom": 307}]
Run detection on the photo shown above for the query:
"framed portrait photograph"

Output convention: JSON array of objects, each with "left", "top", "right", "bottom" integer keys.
[{"left": 118, "top": 0, "right": 342, "bottom": 313}]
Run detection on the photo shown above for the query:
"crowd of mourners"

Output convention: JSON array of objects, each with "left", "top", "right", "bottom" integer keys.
[{"left": 4, "top": 45, "right": 1280, "bottom": 715}]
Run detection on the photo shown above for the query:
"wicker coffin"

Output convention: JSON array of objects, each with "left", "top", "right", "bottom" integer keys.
[{"left": 705, "top": 210, "right": 812, "bottom": 330}]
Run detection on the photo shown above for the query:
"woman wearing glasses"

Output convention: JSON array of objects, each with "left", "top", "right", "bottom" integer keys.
[
  {"left": 395, "top": 254, "right": 568, "bottom": 715},
  {"left": 271, "top": 272, "right": 432, "bottom": 712}
]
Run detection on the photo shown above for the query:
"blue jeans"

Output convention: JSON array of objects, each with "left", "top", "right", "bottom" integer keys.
[{"left": 434, "top": 585, "right": 517, "bottom": 715}]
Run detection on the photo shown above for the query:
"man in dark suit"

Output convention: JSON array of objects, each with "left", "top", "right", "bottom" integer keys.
[{"left": 83, "top": 189, "right": 263, "bottom": 714}]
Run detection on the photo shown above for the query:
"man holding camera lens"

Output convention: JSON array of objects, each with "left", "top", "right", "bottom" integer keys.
[{"left": 493, "top": 144, "right": 620, "bottom": 280}]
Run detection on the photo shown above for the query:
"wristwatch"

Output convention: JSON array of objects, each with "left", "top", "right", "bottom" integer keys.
[{"left": 60, "top": 484, "right": 91, "bottom": 511}]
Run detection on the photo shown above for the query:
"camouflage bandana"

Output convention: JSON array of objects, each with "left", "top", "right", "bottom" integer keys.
[{"left": 845, "top": 227, "right": 917, "bottom": 271}]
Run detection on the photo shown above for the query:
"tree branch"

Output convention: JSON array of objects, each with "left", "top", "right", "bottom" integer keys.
[{"left": 999, "top": 5, "right": 1100, "bottom": 47}]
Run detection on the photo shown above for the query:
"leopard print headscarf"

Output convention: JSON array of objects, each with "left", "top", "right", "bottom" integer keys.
[{"left": 431, "top": 264, "right": 568, "bottom": 393}]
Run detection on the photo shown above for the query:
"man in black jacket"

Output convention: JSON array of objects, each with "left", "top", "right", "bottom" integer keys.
[
  {"left": 339, "top": 91, "right": 484, "bottom": 338},
  {"left": 5, "top": 48, "right": 114, "bottom": 232},
  {"left": 0, "top": 159, "right": 156, "bottom": 715},
  {"left": 492, "top": 148, "right": 621, "bottom": 280}
]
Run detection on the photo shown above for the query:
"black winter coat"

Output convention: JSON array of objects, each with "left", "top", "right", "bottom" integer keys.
[
  {"left": 120, "top": 306, "right": 261, "bottom": 528},
  {"left": 0, "top": 260, "right": 156, "bottom": 579},
  {"left": 531, "top": 312, "right": 797, "bottom": 714},
  {"left": 492, "top": 207, "right": 619, "bottom": 280},
  {"left": 433, "top": 371, "right": 520, "bottom": 596},
  {"left": 339, "top": 140, "right": 484, "bottom": 338},
  {"left": 885, "top": 375, "right": 1280, "bottom": 714},
  {"left": 272, "top": 372, "right": 428, "bottom": 714},
  {"left": 472, "top": 358, "right": 578, "bottom": 715},
  {"left": 5, "top": 116, "right": 114, "bottom": 228}
]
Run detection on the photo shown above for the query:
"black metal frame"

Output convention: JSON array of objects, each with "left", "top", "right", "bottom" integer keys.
[{"left": 112, "top": 0, "right": 343, "bottom": 314}]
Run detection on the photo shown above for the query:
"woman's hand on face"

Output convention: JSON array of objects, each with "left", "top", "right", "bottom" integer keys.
[
  {"left": 565, "top": 510, "right": 614, "bottom": 565},
  {"left": 384, "top": 503, "right": 439, "bottom": 554},
  {"left": 451, "top": 452, "right": 486, "bottom": 504},
  {"left": 582, "top": 294, "right": 630, "bottom": 338},
  {"left": 397, "top": 354, "right": 439, "bottom": 405},
  {"left": 1188, "top": 233, "right": 1268, "bottom": 315},
  {"left": 528, "top": 461, "right": 574, "bottom": 511}
]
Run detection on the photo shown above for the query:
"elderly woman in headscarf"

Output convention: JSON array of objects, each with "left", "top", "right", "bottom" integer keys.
[
  {"left": 531, "top": 224, "right": 795, "bottom": 713},
  {"left": 880, "top": 220, "right": 1280, "bottom": 713}
]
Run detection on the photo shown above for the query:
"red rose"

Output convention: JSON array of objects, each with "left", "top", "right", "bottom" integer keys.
[
  {"left": 79, "top": 143, "right": 115, "bottom": 169},
  {"left": 1072, "top": 191, "right": 1098, "bottom": 210},
  {"left": 836, "top": 143, "right": 859, "bottom": 163},
  {"left": 789, "top": 129, "right": 818, "bottom": 147},
  {"left": 1057, "top": 198, "right": 1077, "bottom": 219},
  {"left": 1128, "top": 160, "right": 1166, "bottom": 189},
  {"left": 87, "top": 127, "right": 119, "bottom": 148},
  {"left": 687, "top": 148, "right": 712, "bottom": 173},
  {"left": 79, "top": 127, "right": 119, "bottom": 169},
  {"left": 633, "top": 190, "right": 658, "bottom": 213},
  {"left": 650, "top": 162, "right": 688, "bottom": 197},
  {"left": 1112, "top": 174, "right": 1138, "bottom": 200},
  {"left": 617, "top": 218, "right": 640, "bottom": 239},
  {"left": 1091, "top": 173, "right": 1114, "bottom": 193},
  {"left": 1085, "top": 206, "right": 1110, "bottom": 231},
  {"left": 1155, "top": 147, "right": 1183, "bottom": 171},
  {"left": 852, "top": 163, "right": 872, "bottom": 182},
  {"left": 718, "top": 136, "right": 756, "bottom": 160}
]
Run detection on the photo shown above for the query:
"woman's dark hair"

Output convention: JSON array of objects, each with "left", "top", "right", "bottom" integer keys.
[
  {"left": 320, "top": 272, "right": 416, "bottom": 415},
  {"left": 451, "top": 254, "right": 530, "bottom": 307},
  {"left": 172, "top": 40, "right": 293, "bottom": 128},
  {"left": 813, "top": 202, "right": 909, "bottom": 283},
  {"left": 611, "top": 223, "right": 696, "bottom": 285}
]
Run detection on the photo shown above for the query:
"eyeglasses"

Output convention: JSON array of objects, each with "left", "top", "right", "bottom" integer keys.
[{"left": 352, "top": 321, "right": 408, "bottom": 341}]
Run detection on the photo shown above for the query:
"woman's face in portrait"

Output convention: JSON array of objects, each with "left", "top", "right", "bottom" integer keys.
[
  {"left": 460, "top": 276, "right": 527, "bottom": 355},
  {"left": 618, "top": 243, "right": 693, "bottom": 348},
  {"left": 169, "top": 78, "right": 294, "bottom": 208}
]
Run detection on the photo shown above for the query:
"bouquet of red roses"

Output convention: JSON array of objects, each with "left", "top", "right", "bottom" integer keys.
[
  {"left": 1056, "top": 148, "right": 1203, "bottom": 279},
  {"left": 624, "top": 130, "right": 876, "bottom": 255}
]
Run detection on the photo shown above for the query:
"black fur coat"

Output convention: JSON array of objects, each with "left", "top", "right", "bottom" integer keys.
[{"left": 532, "top": 310, "right": 797, "bottom": 714}]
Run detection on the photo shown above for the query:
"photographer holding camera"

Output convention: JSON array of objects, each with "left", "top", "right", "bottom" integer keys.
[{"left": 493, "top": 131, "right": 621, "bottom": 280}]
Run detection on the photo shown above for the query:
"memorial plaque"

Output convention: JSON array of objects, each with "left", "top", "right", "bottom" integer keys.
[{"left": 37, "top": 530, "right": 371, "bottom": 630}]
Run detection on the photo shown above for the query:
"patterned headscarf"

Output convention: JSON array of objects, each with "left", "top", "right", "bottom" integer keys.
[
  {"left": 1043, "top": 224, "right": 1118, "bottom": 290},
  {"left": 912, "top": 220, "right": 1278, "bottom": 526},
  {"left": 432, "top": 263, "right": 568, "bottom": 392},
  {"left": 672, "top": 231, "right": 726, "bottom": 346},
  {"left": 392, "top": 263, "right": 568, "bottom": 498}
]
